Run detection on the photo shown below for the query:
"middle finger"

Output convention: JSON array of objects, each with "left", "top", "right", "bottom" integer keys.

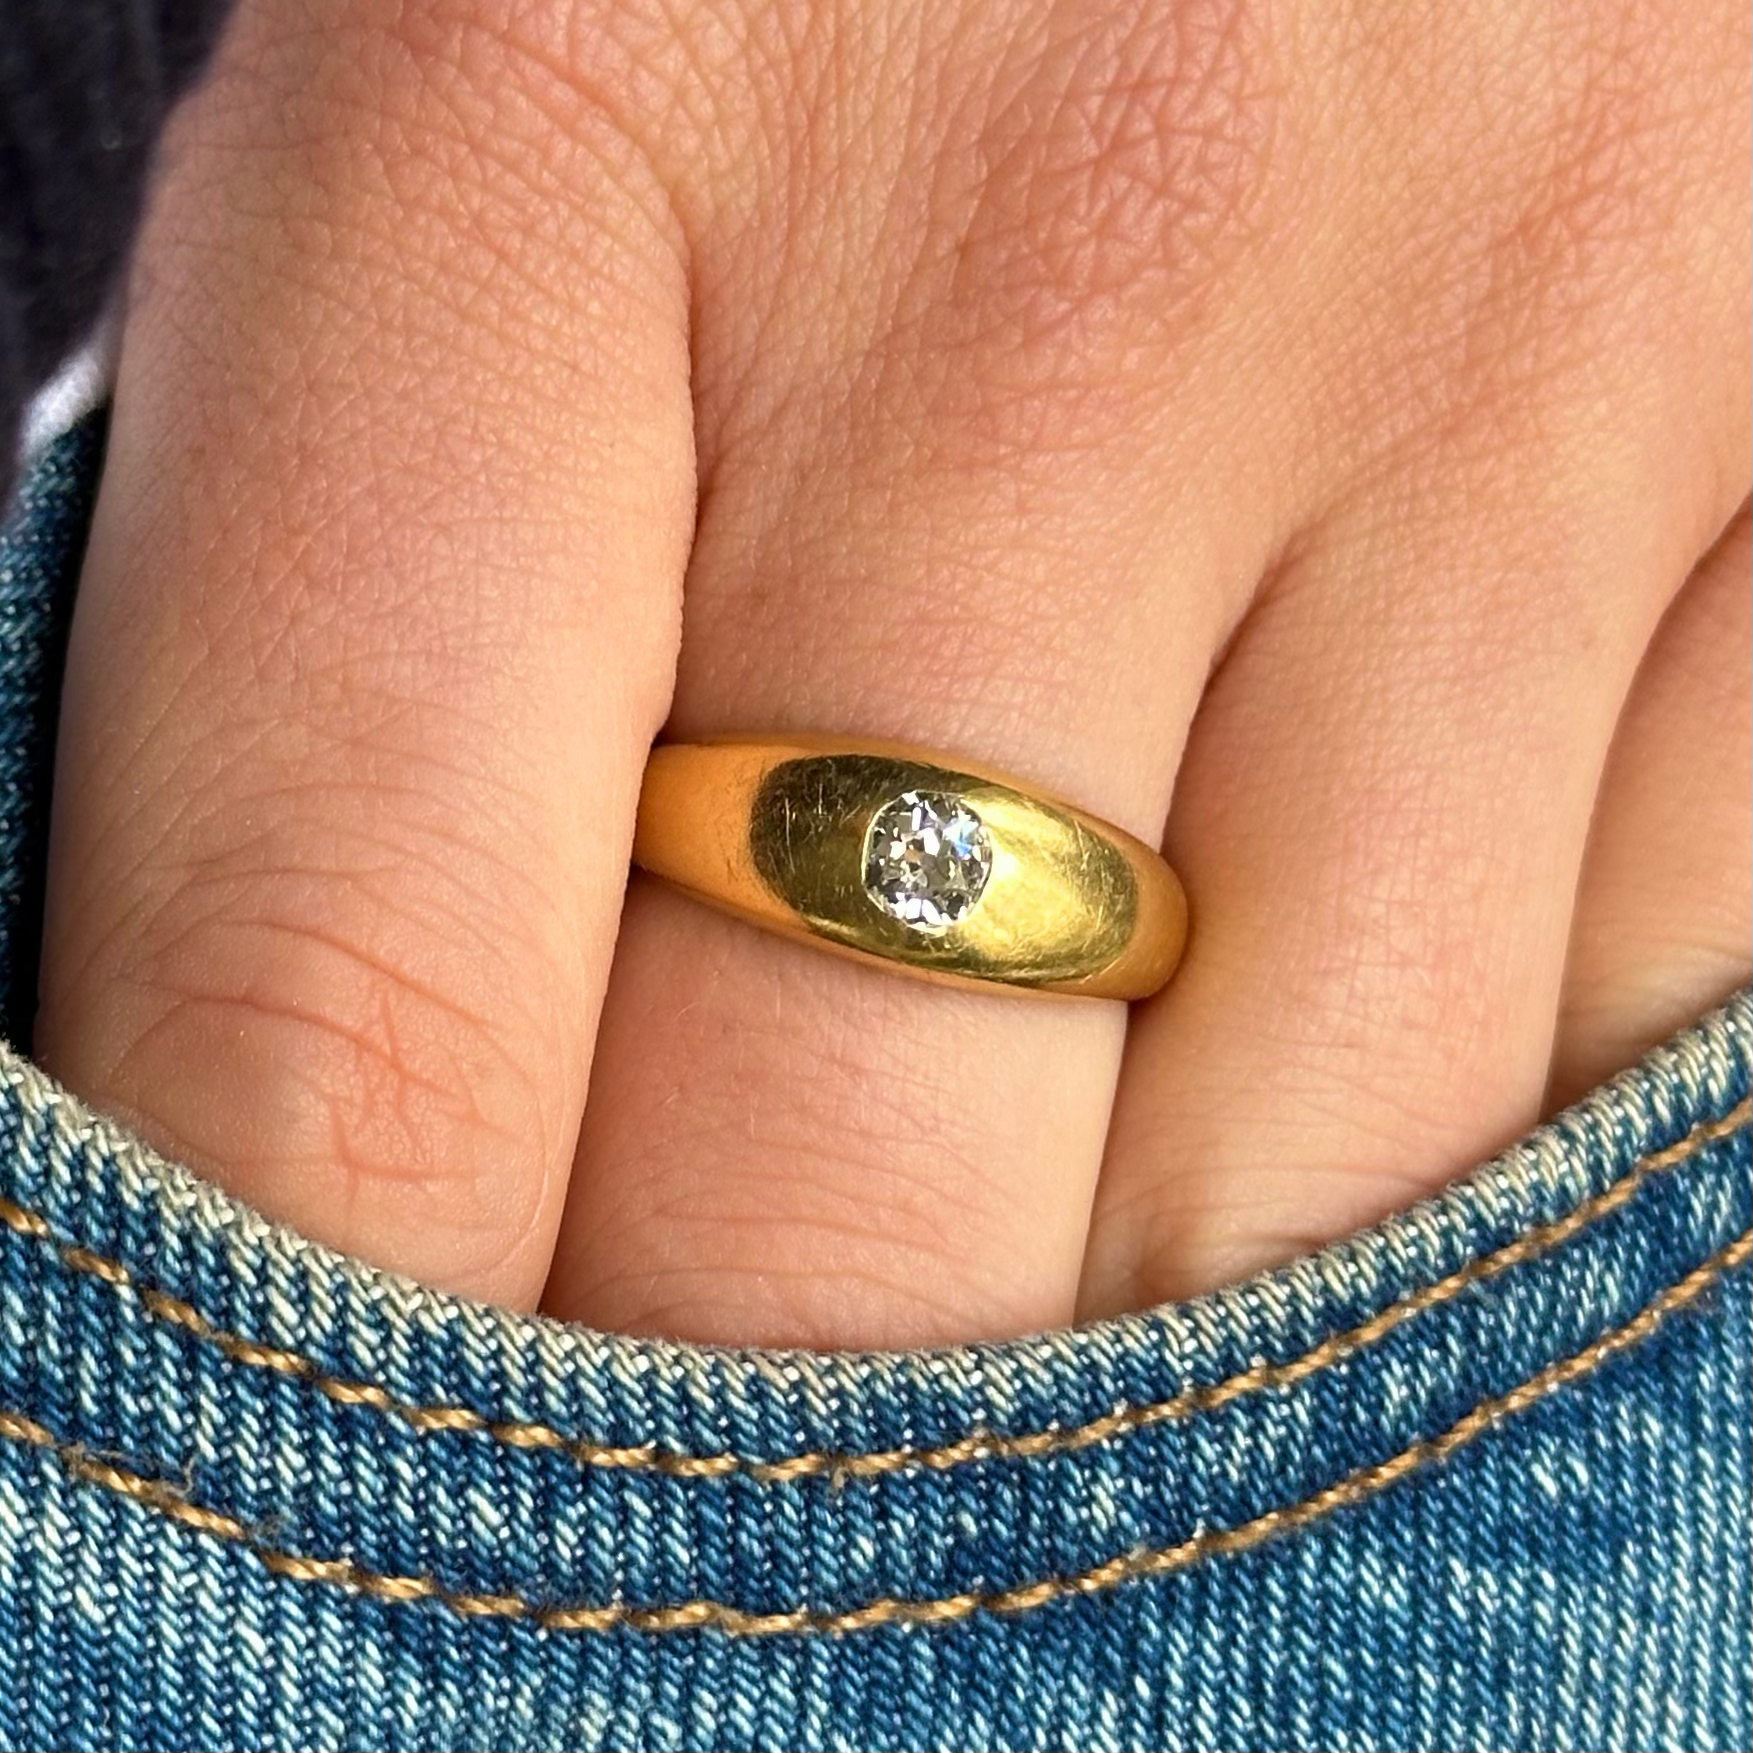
[{"left": 543, "top": 0, "right": 1306, "bottom": 1345}]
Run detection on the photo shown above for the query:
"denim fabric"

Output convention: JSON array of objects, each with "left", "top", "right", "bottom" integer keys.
[
  {"left": 0, "top": 425, "right": 1748, "bottom": 1753},
  {"left": 0, "top": 412, "right": 100, "bottom": 1047}
]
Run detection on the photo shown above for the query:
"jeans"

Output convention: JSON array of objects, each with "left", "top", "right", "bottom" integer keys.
[{"left": 0, "top": 418, "right": 1748, "bottom": 1753}]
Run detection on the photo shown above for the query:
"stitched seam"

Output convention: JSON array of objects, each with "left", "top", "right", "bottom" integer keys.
[
  {"left": 0, "top": 1101, "right": 1744, "bottom": 1481},
  {"left": 4, "top": 1229, "right": 1745, "bottom": 1637}
]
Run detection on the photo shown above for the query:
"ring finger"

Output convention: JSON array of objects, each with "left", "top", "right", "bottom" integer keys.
[{"left": 542, "top": 7, "right": 1304, "bottom": 1346}]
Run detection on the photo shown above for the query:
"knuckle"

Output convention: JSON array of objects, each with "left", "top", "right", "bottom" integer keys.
[
  {"left": 197, "top": 0, "right": 693, "bottom": 297},
  {"left": 944, "top": 0, "right": 1284, "bottom": 367},
  {"left": 1355, "top": 4, "right": 1746, "bottom": 462},
  {"left": 92, "top": 829, "right": 568, "bottom": 1298}
]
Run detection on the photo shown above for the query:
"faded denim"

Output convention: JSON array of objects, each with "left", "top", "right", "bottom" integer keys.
[{"left": 0, "top": 420, "right": 1748, "bottom": 1752}]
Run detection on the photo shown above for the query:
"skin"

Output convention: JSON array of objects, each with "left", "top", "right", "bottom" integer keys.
[{"left": 35, "top": 0, "right": 1750, "bottom": 1347}]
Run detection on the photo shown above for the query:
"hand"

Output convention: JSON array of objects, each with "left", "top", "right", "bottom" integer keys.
[{"left": 38, "top": 0, "right": 1749, "bottom": 1346}]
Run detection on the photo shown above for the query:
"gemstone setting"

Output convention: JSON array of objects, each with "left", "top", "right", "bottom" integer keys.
[{"left": 862, "top": 790, "right": 993, "bottom": 933}]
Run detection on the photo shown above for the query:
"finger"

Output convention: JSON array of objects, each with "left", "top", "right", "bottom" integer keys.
[
  {"left": 1079, "top": 0, "right": 1751, "bottom": 1313},
  {"left": 36, "top": 1, "right": 693, "bottom": 1305},
  {"left": 543, "top": 5, "right": 1302, "bottom": 1346},
  {"left": 1083, "top": 334, "right": 1746, "bottom": 1316},
  {"left": 1083, "top": 477, "right": 1733, "bottom": 1313},
  {"left": 1548, "top": 507, "right": 1752, "bottom": 1107}
]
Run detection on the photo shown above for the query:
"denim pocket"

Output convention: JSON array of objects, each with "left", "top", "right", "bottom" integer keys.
[{"left": 1, "top": 422, "right": 1749, "bottom": 1753}]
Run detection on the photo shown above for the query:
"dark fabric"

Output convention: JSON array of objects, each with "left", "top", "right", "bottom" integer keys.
[
  {"left": 0, "top": 0, "right": 233, "bottom": 506},
  {"left": 0, "top": 411, "right": 104, "bottom": 1046}
]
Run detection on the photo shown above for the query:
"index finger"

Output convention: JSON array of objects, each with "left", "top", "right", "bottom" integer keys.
[{"left": 37, "top": 0, "right": 694, "bottom": 1305}]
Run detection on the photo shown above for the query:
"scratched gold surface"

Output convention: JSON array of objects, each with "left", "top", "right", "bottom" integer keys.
[{"left": 749, "top": 755, "right": 1136, "bottom": 986}]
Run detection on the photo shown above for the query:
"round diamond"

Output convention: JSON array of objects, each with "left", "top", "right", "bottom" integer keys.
[{"left": 862, "top": 791, "right": 992, "bottom": 932}]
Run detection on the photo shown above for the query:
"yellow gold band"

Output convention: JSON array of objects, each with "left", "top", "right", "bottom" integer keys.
[{"left": 631, "top": 737, "right": 1187, "bottom": 999}]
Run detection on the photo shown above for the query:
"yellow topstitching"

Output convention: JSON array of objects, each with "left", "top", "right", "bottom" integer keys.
[
  {"left": 0, "top": 1099, "right": 1744, "bottom": 1483},
  {"left": 1, "top": 1229, "right": 1744, "bottom": 1637}
]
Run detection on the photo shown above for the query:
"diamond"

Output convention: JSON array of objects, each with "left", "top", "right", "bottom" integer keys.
[{"left": 862, "top": 790, "right": 993, "bottom": 933}]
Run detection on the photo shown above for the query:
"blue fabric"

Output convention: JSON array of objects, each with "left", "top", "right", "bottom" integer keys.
[
  {"left": 0, "top": 425, "right": 1748, "bottom": 1752},
  {"left": 0, "top": 413, "right": 99, "bottom": 1045}
]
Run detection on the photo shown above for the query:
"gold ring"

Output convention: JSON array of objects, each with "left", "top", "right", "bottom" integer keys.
[{"left": 631, "top": 737, "right": 1187, "bottom": 999}]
